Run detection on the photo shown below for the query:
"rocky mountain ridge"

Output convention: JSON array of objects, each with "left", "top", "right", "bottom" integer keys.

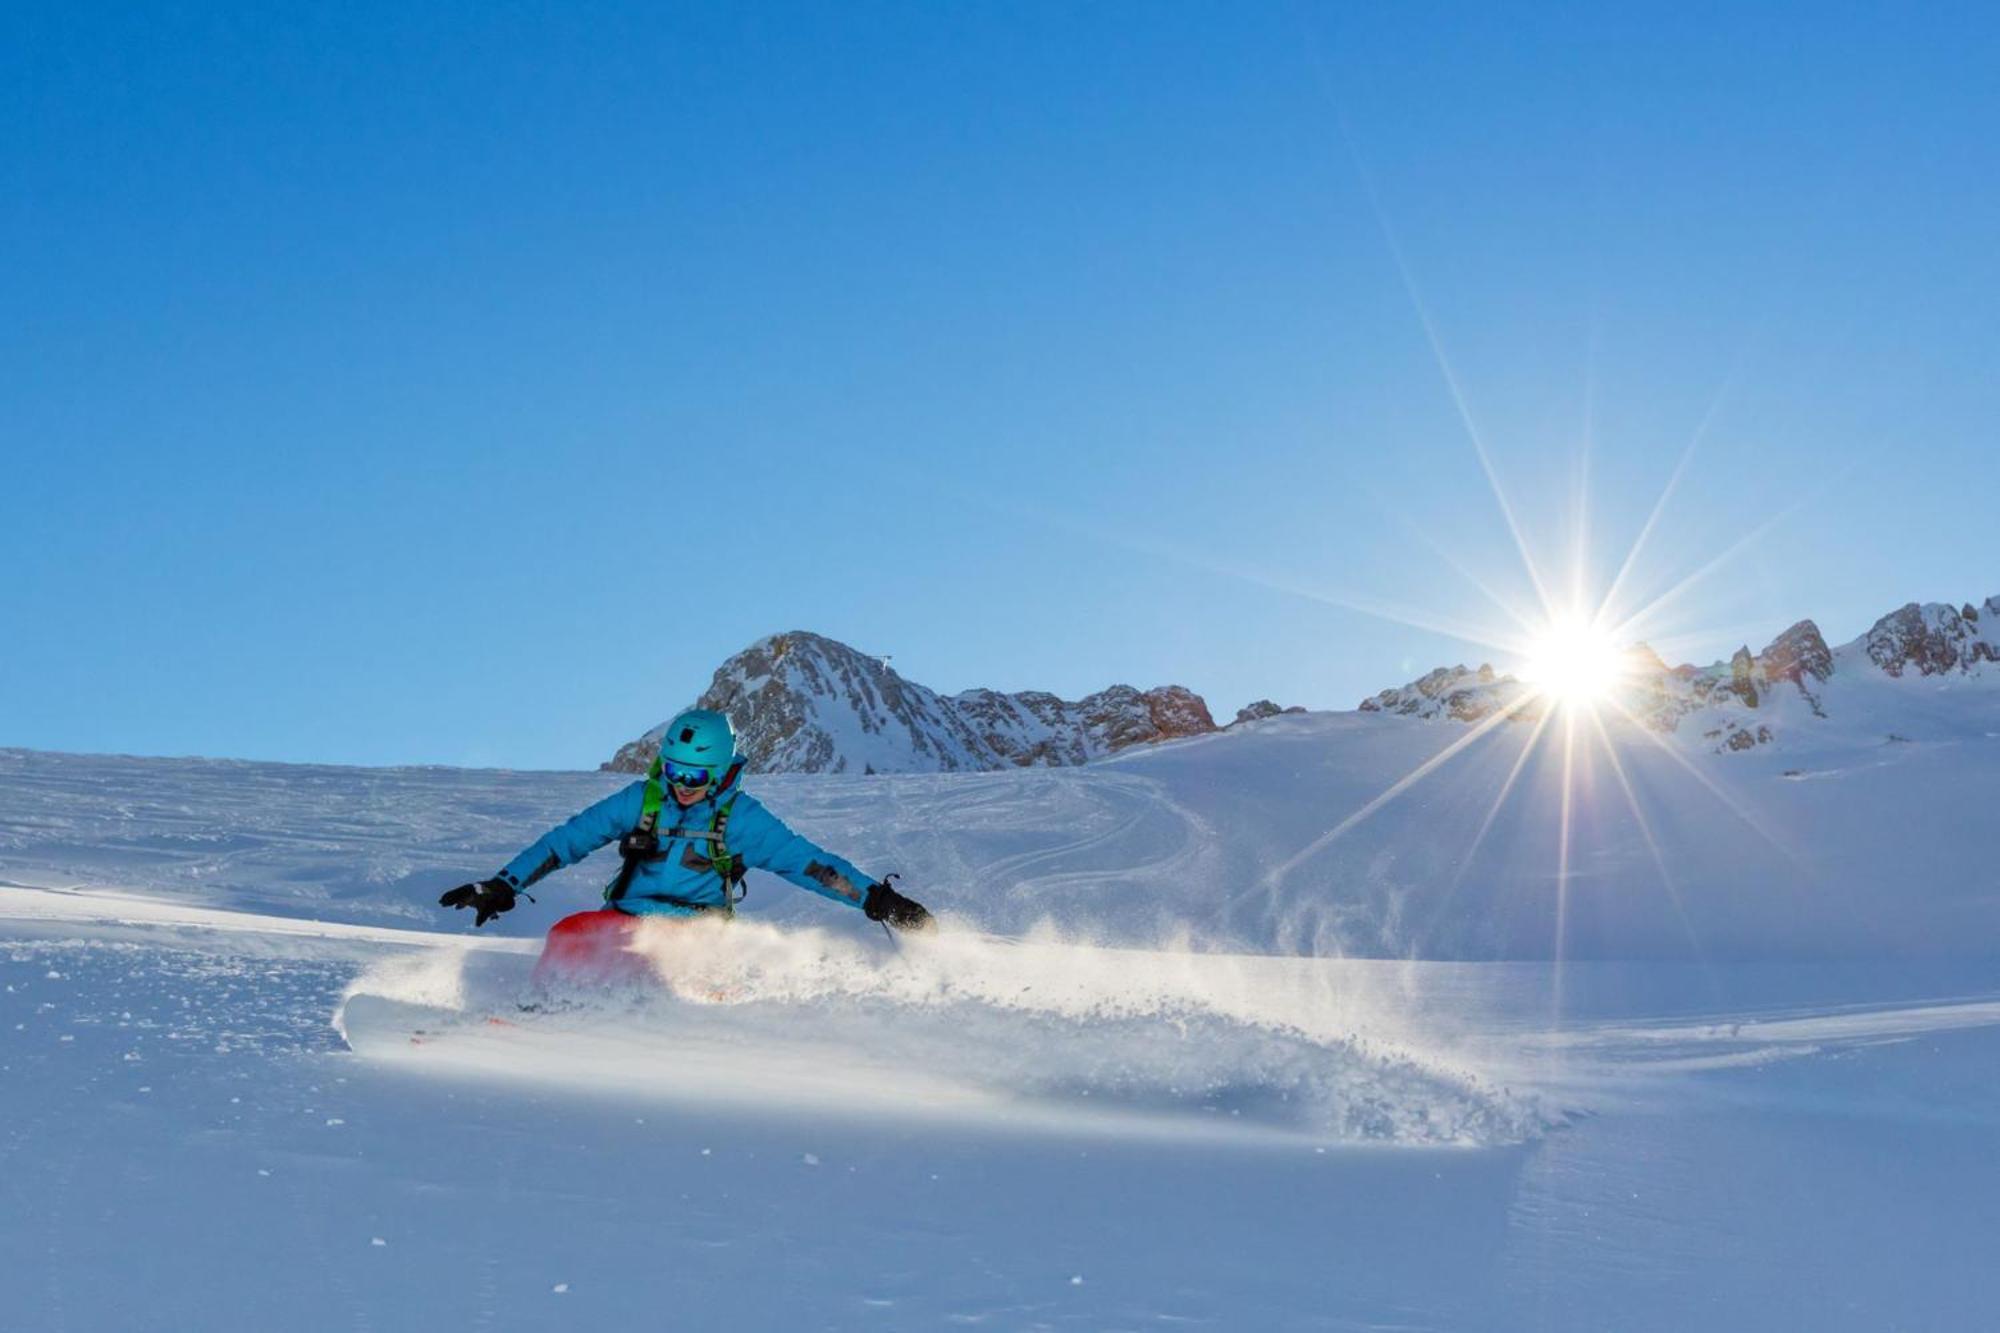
[
  {"left": 607, "top": 631, "right": 1277, "bottom": 775},
  {"left": 1359, "top": 594, "right": 2000, "bottom": 752}
]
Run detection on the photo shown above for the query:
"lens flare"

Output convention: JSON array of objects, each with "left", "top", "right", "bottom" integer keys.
[{"left": 1520, "top": 618, "right": 1627, "bottom": 709}]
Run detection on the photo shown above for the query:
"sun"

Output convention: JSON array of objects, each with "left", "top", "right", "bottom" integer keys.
[{"left": 1520, "top": 617, "right": 1628, "bottom": 709}]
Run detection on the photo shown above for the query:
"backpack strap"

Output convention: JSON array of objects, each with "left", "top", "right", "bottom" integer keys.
[
  {"left": 637, "top": 754, "right": 668, "bottom": 837},
  {"left": 604, "top": 756, "right": 669, "bottom": 904},
  {"left": 709, "top": 789, "right": 746, "bottom": 915}
]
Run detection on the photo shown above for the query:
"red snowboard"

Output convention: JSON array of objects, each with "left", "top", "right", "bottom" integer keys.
[{"left": 531, "top": 909, "right": 657, "bottom": 987}]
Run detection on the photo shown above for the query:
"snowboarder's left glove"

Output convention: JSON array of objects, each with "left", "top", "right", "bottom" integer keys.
[
  {"left": 439, "top": 877, "right": 523, "bottom": 928},
  {"left": 864, "top": 880, "right": 934, "bottom": 933}
]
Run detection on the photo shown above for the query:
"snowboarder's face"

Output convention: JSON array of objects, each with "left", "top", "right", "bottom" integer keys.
[{"left": 664, "top": 761, "right": 715, "bottom": 805}]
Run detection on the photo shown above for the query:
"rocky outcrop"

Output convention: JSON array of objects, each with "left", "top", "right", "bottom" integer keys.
[
  {"left": 1760, "top": 620, "right": 1834, "bottom": 685},
  {"left": 1863, "top": 600, "right": 2000, "bottom": 678},
  {"left": 1359, "top": 664, "right": 1533, "bottom": 725},
  {"left": 1231, "top": 699, "right": 1306, "bottom": 726},
  {"left": 1724, "top": 646, "right": 1760, "bottom": 709},
  {"left": 947, "top": 683, "right": 1217, "bottom": 766},
  {"left": 608, "top": 632, "right": 1221, "bottom": 775}
]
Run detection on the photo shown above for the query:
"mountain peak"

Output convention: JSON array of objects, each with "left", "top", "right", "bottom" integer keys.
[
  {"left": 1861, "top": 599, "right": 2000, "bottom": 678},
  {"left": 607, "top": 633, "right": 1221, "bottom": 774},
  {"left": 1759, "top": 620, "right": 1833, "bottom": 684}
]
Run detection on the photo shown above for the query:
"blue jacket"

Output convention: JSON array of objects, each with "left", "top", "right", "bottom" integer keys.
[{"left": 496, "top": 769, "right": 875, "bottom": 917}]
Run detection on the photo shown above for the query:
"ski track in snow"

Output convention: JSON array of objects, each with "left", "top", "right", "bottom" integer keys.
[
  {"left": 9, "top": 882, "right": 1997, "bottom": 1152},
  {"left": 2, "top": 882, "right": 1536, "bottom": 1148}
]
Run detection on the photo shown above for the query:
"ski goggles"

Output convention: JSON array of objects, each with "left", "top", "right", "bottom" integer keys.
[{"left": 664, "top": 764, "right": 715, "bottom": 789}]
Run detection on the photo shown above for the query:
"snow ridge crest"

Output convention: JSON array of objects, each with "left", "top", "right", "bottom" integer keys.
[{"left": 1358, "top": 593, "right": 1999, "bottom": 753}]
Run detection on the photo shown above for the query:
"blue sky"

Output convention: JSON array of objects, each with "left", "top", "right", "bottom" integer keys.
[{"left": 5, "top": 2, "right": 1996, "bottom": 769}]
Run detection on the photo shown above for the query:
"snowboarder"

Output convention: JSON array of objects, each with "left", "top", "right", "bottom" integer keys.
[{"left": 439, "top": 708, "right": 933, "bottom": 979}]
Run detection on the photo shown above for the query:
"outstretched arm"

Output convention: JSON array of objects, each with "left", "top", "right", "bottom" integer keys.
[
  {"left": 495, "top": 780, "right": 646, "bottom": 892},
  {"left": 727, "top": 794, "right": 934, "bottom": 930},
  {"left": 727, "top": 795, "right": 874, "bottom": 908}
]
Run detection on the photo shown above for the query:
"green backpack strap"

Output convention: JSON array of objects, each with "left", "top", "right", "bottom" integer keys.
[
  {"left": 604, "top": 756, "right": 669, "bottom": 904},
  {"left": 638, "top": 754, "right": 667, "bottom": 836},
  {"left": 710, "top": 791, "right": 745, "bottom": 915}
]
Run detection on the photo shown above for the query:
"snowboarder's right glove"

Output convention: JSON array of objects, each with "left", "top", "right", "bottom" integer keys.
[
  {"left": 439, "top": 877, "right": 522, "bottom": 928},
  {"left": 864, "top": 880, "right": 934, "bottom": 933}
]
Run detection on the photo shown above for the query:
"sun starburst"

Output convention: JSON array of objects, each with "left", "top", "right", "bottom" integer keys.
[
  {"left": 1205, "top": 107, "right": 1844, "bottom": 994},
  {"left": 1518, "top": 616, "right": 1631, "bottom": 711}
]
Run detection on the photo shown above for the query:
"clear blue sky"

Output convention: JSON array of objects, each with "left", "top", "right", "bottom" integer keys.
[{"left": 5, "top": 2, "right": 1996, "bottom": 769}]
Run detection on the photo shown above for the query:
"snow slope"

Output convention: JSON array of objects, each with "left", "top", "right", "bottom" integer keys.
[
  {"left": 3, "top": 705, "right": 1998, "bottom": 1329},
  {"left": 4, "top": 884, "right": 1998, "bottom": 1330},
  {"left": 11, "top": 670, "right": 1999, "bottom": 962}
]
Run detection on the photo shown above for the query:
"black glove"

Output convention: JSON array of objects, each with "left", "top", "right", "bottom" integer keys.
[
  {"left": 438, "top": 877, "right": 521, "bottom": 928},
  {"left": 864, "top": 879, "right": 934, "bottom": 933}
]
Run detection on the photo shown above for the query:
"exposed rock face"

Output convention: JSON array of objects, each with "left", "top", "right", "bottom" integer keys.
[
  {"left": 1863, "top": 601, "right": 2000, "bottom": 677},
  {"left": 607, "top": 632, "right": 1220, "bottom": 775},
  {"left": 1231, "top": 699, "right": 1307, "bottom": 726},
  {"left": 1715, "top": 723, "right": 1774, "bottom": 752},
  {"left": 1359, "top": 664, "right": 1532, "bottom": 725},
  {"left": 1760, "top": 620, "right": 1834, "bottom": 685},
  {"left": 947, "top": 683, "right": 1218, "bottom": 766},
  {"left": 1725, "top": 646, "right": 1760, "bottom": 709},
  {"left": 1359, "top": 593, "right": 1999, "bottom": 754}
]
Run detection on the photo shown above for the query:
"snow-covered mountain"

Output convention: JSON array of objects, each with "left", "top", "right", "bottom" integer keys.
[
  {"left": 1360, "top": 594, "right": 2000, "bottom": 752},
  {"left": 607, "top": 631, "right": 1224, "bottom": 774}
]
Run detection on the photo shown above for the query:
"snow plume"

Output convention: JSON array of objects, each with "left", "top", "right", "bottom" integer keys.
[
  {"left": 346, "top": 919, "right": 1547, "bottom": 1147},
  {"left": 333, "top": 934, "right": 536, "bottom": 1039},
  {"left": 336, "top": 944, "right": 470, "bottom": 1017}
]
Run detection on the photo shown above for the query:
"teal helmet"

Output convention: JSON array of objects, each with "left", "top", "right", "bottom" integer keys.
[{"left": 658, "top": 708, "right": 737, "bottom": 778}]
